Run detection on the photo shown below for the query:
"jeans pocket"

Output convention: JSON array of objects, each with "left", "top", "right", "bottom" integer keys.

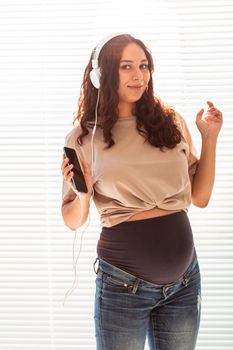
[{"left": 102, "top": 272, "right": 134, "bottom": 293}]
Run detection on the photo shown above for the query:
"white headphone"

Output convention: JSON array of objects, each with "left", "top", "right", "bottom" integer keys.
[{"left": 89, "top": 32, "right": 128, "bottom": 89}]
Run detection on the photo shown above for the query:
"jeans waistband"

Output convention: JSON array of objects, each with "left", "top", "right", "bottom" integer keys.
[{"left": 93, "top": 248, "right": 197, "bottom": 289}]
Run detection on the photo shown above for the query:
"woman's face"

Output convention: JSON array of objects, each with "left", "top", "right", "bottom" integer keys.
[{"left": 117, "top": 43, "right": 151, "bottom": 112}]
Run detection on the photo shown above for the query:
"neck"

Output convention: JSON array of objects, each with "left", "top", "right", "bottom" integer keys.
[{"left": 118, "top": 101, "right": 135, "bottom": 117}]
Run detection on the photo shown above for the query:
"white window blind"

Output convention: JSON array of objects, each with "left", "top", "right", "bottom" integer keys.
[{"left": 0, "top": 1, "right": 232, "bottom": 349}]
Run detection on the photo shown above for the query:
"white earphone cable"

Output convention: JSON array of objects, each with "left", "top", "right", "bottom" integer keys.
[{"left": 61, "top": 88, "right": 100, "bottom": 307}]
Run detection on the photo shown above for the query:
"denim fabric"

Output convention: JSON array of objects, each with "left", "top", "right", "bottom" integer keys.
[{"left": 93, "top": 249, "right": 201, "bottom": 350}]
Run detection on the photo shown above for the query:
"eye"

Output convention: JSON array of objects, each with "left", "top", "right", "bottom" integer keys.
[
  {"left": 119, "top": 63, "right": 149, "bottom": 70},
  {"left": 120, "top": 64, "right": 131, "bottom": 70},
  {"left": 140, "top": 64, "right": 149, "bottom": 70}
]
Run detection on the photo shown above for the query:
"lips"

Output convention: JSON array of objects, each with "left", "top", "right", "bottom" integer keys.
[{"left": 127, "top": 85, "right": 144, "bottom": 88}]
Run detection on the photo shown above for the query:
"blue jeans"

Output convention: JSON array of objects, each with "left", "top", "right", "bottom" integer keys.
[{"left": 93, "top": 250, "right": 201, "bottom": 350}]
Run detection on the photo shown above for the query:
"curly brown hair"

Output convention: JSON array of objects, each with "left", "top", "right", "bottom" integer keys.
[{"left": 73, "top": 34, "right": 184, "bottom": 151}]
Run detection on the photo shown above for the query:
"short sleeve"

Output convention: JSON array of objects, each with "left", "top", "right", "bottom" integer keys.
[{"left": 175, "top": 112, "right": 199, "bottom": 176}]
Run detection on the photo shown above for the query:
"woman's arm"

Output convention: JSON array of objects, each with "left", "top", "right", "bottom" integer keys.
[
  {"left": 61, "top": 194, "right": 91, "bottom": 231},
  {"left": 191, "top": 137, "right": 217, "bottom": 207},
  {"left": 190, "top": 101, "right": 223, "bottom": 208},
  {"left": 61, "top": 154, "right": 94, "bottom": 231}
]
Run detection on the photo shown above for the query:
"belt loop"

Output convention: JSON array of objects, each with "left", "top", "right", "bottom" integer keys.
[
  {"left": 132, "top": 278, "right": 140, "bottom": 294},
  {"left": 182, "top": 273, "right": 189, "bottom": 287},
  {"left": 93, "top": 257, "right": 100, "bottom": 275}
]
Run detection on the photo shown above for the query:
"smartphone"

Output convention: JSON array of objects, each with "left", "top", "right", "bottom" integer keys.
[{"left": 63, "top": 146, "right": 88, "bottom": 193}]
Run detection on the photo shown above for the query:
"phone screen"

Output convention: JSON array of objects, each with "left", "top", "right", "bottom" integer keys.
[{"left": 63, "top": 147, "right": 88, "bottom": 193}]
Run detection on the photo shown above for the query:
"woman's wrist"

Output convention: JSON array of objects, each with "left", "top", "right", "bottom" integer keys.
[{"left": 77, "top": 193, "right": 92, "bottom": 205}]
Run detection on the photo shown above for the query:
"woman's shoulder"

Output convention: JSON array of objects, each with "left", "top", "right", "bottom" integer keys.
[
  {"left": 65, "top": 120, "right": 101, "bottom": 137},
  {"left": 64, "top": 120, "right": 100, "bottom": 146},
  {"left": 173, "top": 110, "right": 185, "bottom": 127},
  {"left": 64, "top": 123, "right": 82, "bottom": 145},
  {"left": 173, "top": 110, "right": 196, "bottom": 151},
  {"left": 173, "top": 110, "right": 189, "bottom": 136}
]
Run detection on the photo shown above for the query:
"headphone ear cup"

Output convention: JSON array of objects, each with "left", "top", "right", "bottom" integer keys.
[{"left": 90, "top": 67, "right": 100, "bottom": 89}]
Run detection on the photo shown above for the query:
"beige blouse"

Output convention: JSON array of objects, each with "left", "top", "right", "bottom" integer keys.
[{"left": 62, "top": 112, "right": 199, "bottom": 227}]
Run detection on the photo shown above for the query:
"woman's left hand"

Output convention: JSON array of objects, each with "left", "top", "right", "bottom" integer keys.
[{"left": 196, "top": 101, "right": 223, "bottom": 139}]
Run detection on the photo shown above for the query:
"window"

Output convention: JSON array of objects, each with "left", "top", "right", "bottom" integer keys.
[{"left": 0, "top": 1, "right": 231, "bottom": 349}]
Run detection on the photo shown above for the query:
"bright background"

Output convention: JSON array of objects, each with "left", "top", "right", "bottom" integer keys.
[{"left": 0, "top": 0, "right": 232, "bottom": 349}]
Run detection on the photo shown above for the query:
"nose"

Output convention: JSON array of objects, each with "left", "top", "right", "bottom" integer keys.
[{"left": 132, "top": 67, "right": 143, "bottom": 81}]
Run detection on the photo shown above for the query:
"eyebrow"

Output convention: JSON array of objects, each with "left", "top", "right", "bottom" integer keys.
[{"left": 120, "top": 59, "right": 148, "bottom": 63}]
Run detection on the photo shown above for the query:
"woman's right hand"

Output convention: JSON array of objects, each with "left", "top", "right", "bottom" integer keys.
[{"left": 61, "top": 154, "right": 94, "bottom": 200}]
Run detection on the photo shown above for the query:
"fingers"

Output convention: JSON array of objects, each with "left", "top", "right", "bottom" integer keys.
[
  {"left": 207, "top": 101, "right": 214, "bottom": 108},
  {"left": 201, "top": 101, "right": 222, "bottom": 118},
  {"left": 196, "top": 108, "right": 204, "bottom": 123},
  {"left": 64, "top": 170, "right": 74, "bottom": 182},
  {"left": 61, "top": 155, "right": 74, "bottom": 181},
  {"left": 61, "top": 155, "right": 69, "bottom": 171},
  {"left": 206, "top": 105, "right": 222, "bottom": 118},
  {"left": 197, "top": 108, "right": 204, "bottom": 115}
]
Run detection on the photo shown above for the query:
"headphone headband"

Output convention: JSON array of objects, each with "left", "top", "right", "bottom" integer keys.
[{"left": 92, "top": 32, "right": 127, "bottom": 65}]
